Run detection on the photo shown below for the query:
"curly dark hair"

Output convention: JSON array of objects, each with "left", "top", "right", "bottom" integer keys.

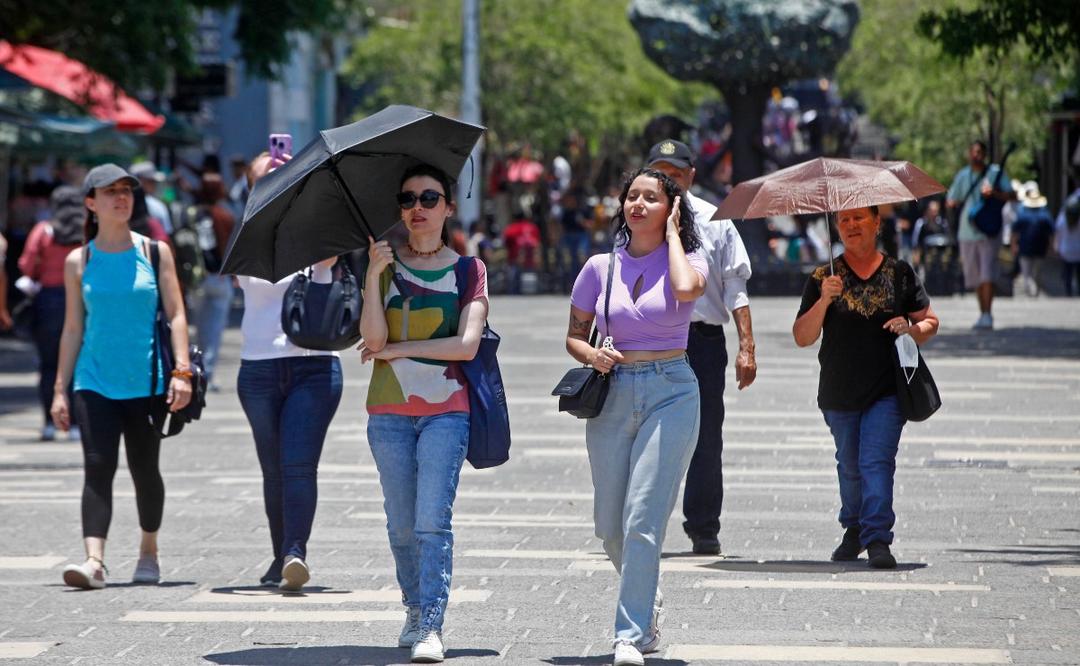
[{"left": 610, "top": 167, "right": 701, "bottom": 253}]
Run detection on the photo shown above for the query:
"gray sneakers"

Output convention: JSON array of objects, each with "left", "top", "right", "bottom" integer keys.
[
  {"left": 410, "top": 629, "right": 445, "bottom": 663},
  {"left": 398, "top": 606, "right": 422, "bottom": 648},
  {"left": 132, "top": 555, "right": 161, "bottom": 584},
  {"left": 62, "top": 560, "right": 106, "bottom": 590},
  {"left": 613, "top": 641, "right": 644, "bottom": 666},
  {"left": 279, "top": 556, "right": 310, "bottom": 592}
]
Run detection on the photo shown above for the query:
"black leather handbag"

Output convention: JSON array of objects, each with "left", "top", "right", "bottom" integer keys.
[
  {"left": 280, "top": 257, "right": 363, "bottom": 351},
  {"left": 891, "top": 263, "right": 941, "bottom": 422},
  {"left": 149, "top": 241, "right": 207, "bottom": 438},
  {"left": 552, "top": 252, "right": 615, "bottom": 419}
]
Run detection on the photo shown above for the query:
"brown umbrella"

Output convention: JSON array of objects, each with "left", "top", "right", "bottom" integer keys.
[{"left": 715, "top": 157, "right": 946, "bottom": 221}]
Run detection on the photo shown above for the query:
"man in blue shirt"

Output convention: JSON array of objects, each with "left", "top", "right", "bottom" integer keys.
[{"left": 945, "top": 141, "right": 1015, "bottom": 330}]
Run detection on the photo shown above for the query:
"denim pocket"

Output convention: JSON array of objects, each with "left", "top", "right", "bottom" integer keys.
[{"left": 661, "top": 364, "right": 697, "bottom": 384}]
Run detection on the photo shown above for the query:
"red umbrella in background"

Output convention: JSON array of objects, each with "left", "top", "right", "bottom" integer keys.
[
  {"left": 715, "top": 157, "right": 946, "bottom": 273},
  {"left": 0, "top": 41, "right": 164, "bottom": 134}
]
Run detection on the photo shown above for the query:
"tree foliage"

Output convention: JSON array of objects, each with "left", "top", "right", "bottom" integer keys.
[
  {"left": 838, "top": 0, "right": 1071, "bottom": 183},
  {"left": 917, "top": 0, "right": 1080, "bottom": 67},
  {"left": 344, "top": 0, "right": 713, "bottom": 157},
  {"left": 0, "top": 0, "right": 357, "bottom": 92}
]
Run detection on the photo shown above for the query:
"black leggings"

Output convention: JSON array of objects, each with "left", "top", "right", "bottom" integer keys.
[{"left": 72, "top": 390, "right": 166, "bottom": 538}]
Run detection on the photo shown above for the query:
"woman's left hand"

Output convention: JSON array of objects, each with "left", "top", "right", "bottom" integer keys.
[
  {"left": 358, "top": 341, "right": 398, "bottom": 363},
  {"left": 666, "top": 195, "right": 682, "bottom": 239},
  {"left": 167, "top": 375, "right": 192, "bottom": 412},
  {"left": 883, "top": 316, "right": 911, "bottom": 336}
]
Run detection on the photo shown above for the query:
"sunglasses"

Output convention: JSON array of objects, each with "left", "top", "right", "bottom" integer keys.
[{"left": 396, "top": 189, "right": 447, "bottom": 210}]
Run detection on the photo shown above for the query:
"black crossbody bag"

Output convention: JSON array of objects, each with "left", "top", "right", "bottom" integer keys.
[
  {"left": 892, "top": 263, "right": 941, "bottom": 422},
  {"left": 551, "top": 251, "right": 615, "bottom": 419}
]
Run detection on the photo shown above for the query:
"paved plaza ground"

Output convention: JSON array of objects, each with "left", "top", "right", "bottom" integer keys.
[{"left": 0, "top": 294, "right": 1078, "bottom": 665}]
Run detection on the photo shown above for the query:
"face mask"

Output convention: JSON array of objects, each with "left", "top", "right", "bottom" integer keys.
[{"left": 895, "top": 333, "right": 919, "bottom": 384}]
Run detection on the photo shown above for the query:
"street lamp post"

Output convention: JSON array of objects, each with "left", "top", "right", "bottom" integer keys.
[{"left": 458, "top": 0, "right": 481, "bottom": 232}]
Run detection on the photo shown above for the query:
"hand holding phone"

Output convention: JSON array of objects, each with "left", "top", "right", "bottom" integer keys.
[{"left": 269, "top": 134, "right": 292, "bottom": 164}]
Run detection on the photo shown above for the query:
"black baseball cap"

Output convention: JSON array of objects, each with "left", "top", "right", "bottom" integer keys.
[
  {"left": 646, "top": 139, "right": 695, "bottom": 169},
  {"left": 82, "top": 164, "right": 139, "bottom": 197}
]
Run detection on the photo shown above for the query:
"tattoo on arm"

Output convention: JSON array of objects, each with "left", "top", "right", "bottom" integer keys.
[{"left": 568, "top": 314, "right": 592, "bottom": 338}]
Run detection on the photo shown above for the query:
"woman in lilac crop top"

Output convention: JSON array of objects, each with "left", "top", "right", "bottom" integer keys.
[{"left": 564, "top": 168, "right": 708, "bottom": 660}]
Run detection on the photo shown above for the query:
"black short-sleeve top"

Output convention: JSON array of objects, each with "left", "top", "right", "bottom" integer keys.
[{"left": 797, "top": 255, "right": 930, "bottom": 411}]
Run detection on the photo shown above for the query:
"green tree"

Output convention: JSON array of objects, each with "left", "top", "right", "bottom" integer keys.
[
  {"left": 838, "top": 0, "right": 1071, "bottom": 182},
  {"left": 0, "top": 0, "right": 358, "bottom": 92},
  {"left": 917, "top": 0, "right": 1080, "bottom": 67},
  {"left": 344, "top": 0, "right": 713, "bottom": 162}
]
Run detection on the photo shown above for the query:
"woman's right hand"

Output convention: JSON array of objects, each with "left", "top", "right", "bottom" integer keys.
[
  {"left": 367, "top": 236, "right": 394, "bottom": 278},
  {"left": 820, "top": 274, "right": 842, "bottom": 305},
  {"left": 590, "top": 346, "right": 625, "bottom": 375},
  {"left": 50, "top": 392, "right": 70, "bottom": 431}
]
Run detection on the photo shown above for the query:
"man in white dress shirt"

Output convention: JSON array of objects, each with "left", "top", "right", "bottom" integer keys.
[{"left": 647, "top": 140, "right": 757, "bottom": 555}]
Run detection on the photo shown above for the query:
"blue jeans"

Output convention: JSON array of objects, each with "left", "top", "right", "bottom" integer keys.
[
  {"left": 585, "top": 356, "right": 700, "bottom": 646},
  {"left": 822, "top": 395, "right": 905, "bottom": 546},
  {"left": 367, "top": 412, "right": 469, "bottom": 632},
  {"left": 195, "top": 274, "right": 234, "bottom": 383},
  {"left": 32, "top": 287, "right": 68, "bottom": 426},
  {"left": 237, "top": 356, "right": 343, "bottom": 564}
]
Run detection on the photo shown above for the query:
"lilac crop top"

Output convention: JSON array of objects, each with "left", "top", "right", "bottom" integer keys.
[{"left": 570, "top": 245, "right": 709, "bottom": 351}]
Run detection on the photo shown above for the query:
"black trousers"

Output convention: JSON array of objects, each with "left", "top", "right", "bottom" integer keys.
[
  {"left": 72, "top": 390, "right": 166, "bottom": 538},
  {"left": 682, "top": 322, "right": 728, "bottom": 538}
]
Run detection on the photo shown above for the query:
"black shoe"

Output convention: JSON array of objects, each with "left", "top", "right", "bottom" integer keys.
[
  {"left": 689, "top": 533, "right": 721, "bottom": 556},
  {"left": 831, "top": 527, "right": 864, "bottom": 561},
  {"left": 867, "top": 541, "right": 897, "bottom": 569},
  {"left": 259, "top": 559, "right": 283, "bottom": 586}
]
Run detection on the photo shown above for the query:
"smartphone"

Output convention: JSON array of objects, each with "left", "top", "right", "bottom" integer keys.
[{"left": 269, "top": 134, "right": 292, "bottom": 162}]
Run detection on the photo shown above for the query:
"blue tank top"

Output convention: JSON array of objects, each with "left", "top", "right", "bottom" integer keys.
[{"left": 74, "top": 239, "right": 165, "bottom": 398}]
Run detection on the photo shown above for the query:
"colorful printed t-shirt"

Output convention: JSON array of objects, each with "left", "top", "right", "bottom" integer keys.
[{"left": 366, "top": 257, "right": 488, "bottom": 416}]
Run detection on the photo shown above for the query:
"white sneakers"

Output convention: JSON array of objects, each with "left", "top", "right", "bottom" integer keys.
[
  {"left": 62, "top": 560, "right": 106, "bottom": 590},
  {"left": 410, "top": 629, "right": 445, "bottom": 663},
  {"left": 613, "top": 642, "right": 645, "bottom": 666},
  {"left": 279, "top": 556, "right": 310, "bottom": 592},
  {"left": 132, "top": 555, "right": 161, "bottom": 584},
  {"left": 398, "top": 606, "right": 422, "bottom": 648},
  {"left": 973, "top": 312, "right": 994, "bottom": 330}
]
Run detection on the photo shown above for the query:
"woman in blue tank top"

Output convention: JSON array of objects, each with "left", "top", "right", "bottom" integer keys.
[{"left": 50, "top": 164, "right": 193, "bottom": 590}]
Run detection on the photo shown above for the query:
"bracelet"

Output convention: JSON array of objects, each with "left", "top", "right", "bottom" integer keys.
[{"left": 171, "top": 368, "right": 193, "bottom": 380}]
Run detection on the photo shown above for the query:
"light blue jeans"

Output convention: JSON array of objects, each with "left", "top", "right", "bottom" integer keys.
[
  {"left": 194, "top": 273, "right": 234, "bottom": 383},
  {"left": 585, "top": 356, "right": 701, "bottom": 646},
  {"left": 367, "top": 412, "right": 469, "bottom": 632}
]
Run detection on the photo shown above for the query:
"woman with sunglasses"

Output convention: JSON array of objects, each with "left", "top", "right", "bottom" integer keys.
[
  {"left": 360, "top": 163, "right": 488, "bottom": 663},
  {"left": 51, "top": 164, "right": 192, "bottom": 589}
]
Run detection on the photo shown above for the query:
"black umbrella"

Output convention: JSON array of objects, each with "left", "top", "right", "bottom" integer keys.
[{"left": 220, "top": 105, "right": 485, "bottom": 281}]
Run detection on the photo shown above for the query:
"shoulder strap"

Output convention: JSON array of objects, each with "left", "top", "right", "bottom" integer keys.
[
  {"left": 961, "top": 168, "right": 982, "bottom": 205},
  {"left": 454, "top": 256, "right": 472, "bottom": 311},
  {"left": 149, "top": 241, "right": 164, "bottom": 396},
  {"left": 603, "top": 250, "right": 615, "bottom": 339},
  {"left": 892, "top": 257, "right": 905, "bottom": 320}
]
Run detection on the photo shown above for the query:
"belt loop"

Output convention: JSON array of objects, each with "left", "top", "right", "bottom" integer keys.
[{"left": 652, "top": 359, "right": 661, "bottom": 373}]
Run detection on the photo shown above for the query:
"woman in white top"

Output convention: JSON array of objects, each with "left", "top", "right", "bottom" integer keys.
[{"left": 234, "top": 153, "right": 343, "bottom": 590}]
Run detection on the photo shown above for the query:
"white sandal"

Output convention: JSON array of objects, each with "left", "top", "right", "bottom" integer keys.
[{"left": 62, "top": 557, "right": 107, "bottom": 590}]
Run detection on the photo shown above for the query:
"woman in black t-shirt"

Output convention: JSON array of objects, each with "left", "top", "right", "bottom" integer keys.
[{"left": 793, "top": 206, "right": 939, "bottom": 569}]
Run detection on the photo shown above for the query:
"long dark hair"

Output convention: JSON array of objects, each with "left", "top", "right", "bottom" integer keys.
[
  {"left": 611, "top": 167, "right": 701, "bottom": 252},
  {"left": 400, "top": 163, "right": 455, "bottom": 246}
]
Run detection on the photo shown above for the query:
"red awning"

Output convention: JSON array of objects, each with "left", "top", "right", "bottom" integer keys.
[{"left": 0, "top": 41, "right": 165, "bottom": 134}]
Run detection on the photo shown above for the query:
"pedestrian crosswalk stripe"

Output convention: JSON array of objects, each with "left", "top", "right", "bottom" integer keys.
[
  {"left": 185, "top": 588, "right": 491, "bottom": 604},
  {"left": 0, "top": 642, "right": 56, "bottom": 658},
  {"left": 664, "top": 645, "right": 1010, "bottom": 663},
  {"left": 935, "top": 449, "right": 1080, "bottom": 463},
  {"left": 0, "top": 555, "right": 65, "bottom": 569},
  {"left": 1047, "top": 567, "right": 1080, "bottom": 577},
  {"left": 697, "top": 579, "right": 989, "bottom": 592},
  {"left": 121, "top": 610, "right": 402, "bottom": 623}
]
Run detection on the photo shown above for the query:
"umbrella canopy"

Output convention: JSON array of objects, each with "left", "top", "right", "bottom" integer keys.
[
  {"left": 0, "top": 41, "right": 164, "bottom": 134},
  {"left": 715, "top": 157, "right": 946, "bottom": 220},
  {"left": 221, "top": 105, "right": 485, "bottom": 282}
]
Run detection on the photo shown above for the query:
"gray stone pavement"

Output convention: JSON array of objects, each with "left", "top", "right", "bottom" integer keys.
[{"left": 0, "top": 294, "right": 1078, "bottom": 665}]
